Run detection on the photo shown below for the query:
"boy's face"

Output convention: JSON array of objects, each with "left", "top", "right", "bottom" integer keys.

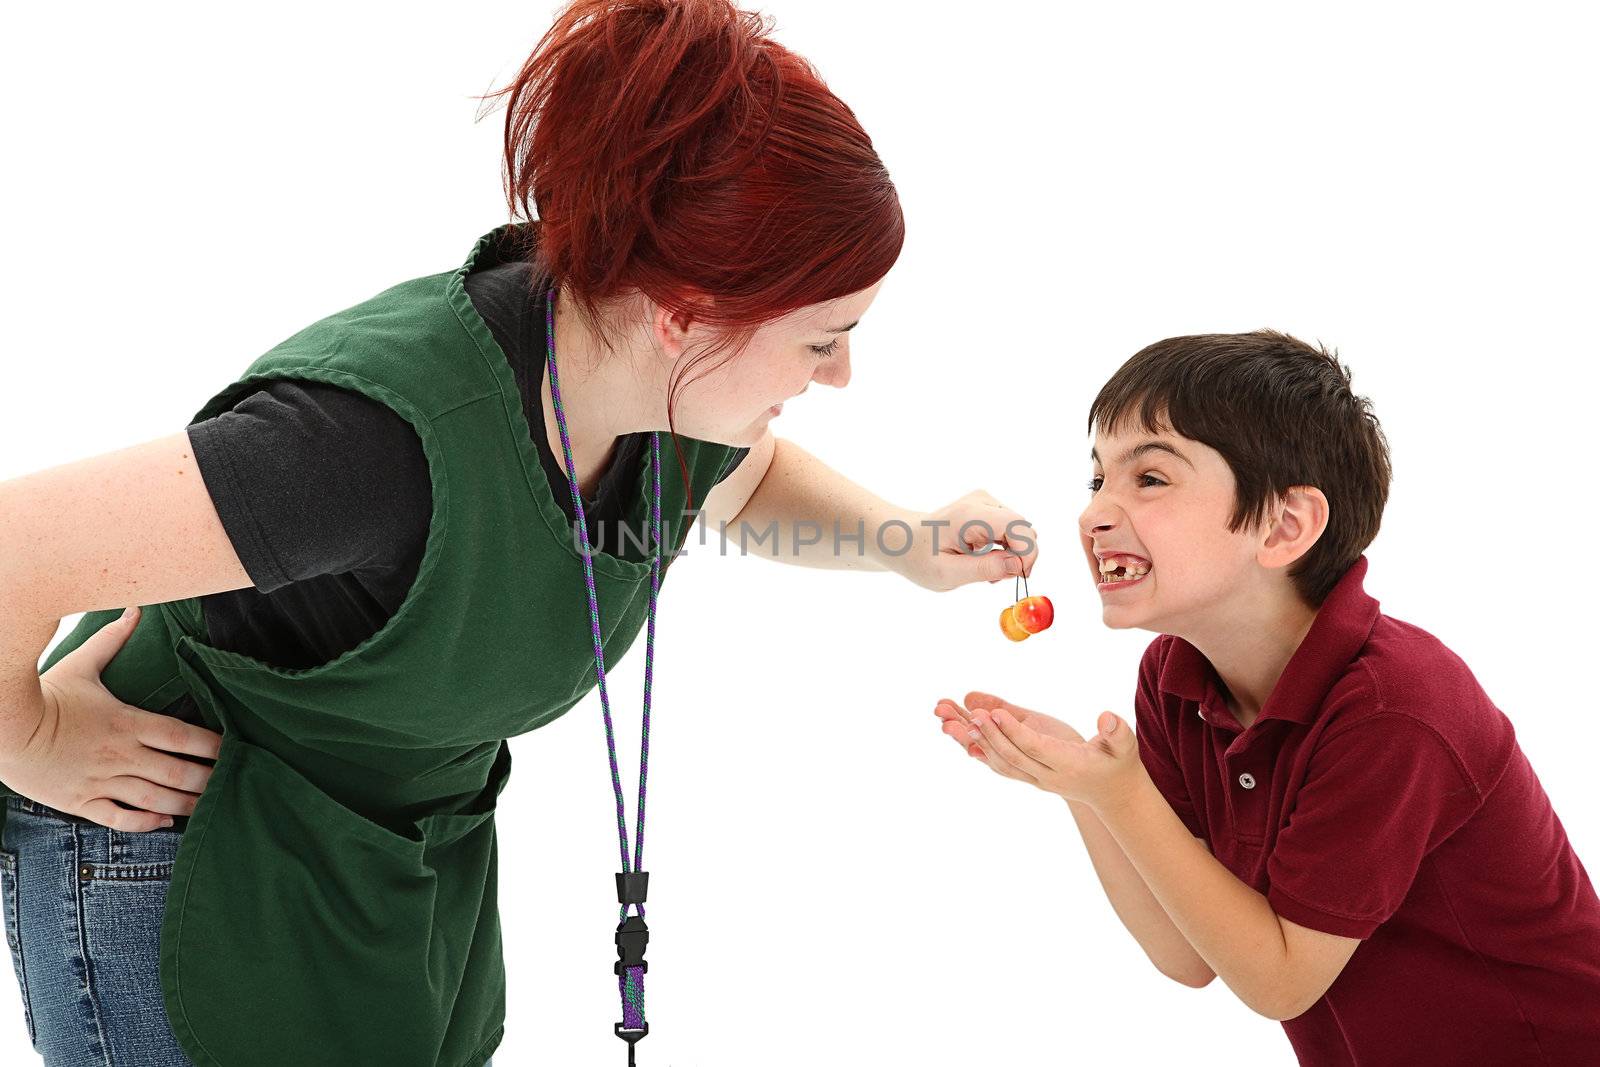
[{"left": 1077, "top": 419, "right": 1271, "bottom": 635}]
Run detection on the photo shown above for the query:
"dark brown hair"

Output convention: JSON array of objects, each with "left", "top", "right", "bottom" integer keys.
[
  {"left": 1086, "top": 330, "right": 1392, "bottom": 607},
  {"left": 477, "top": 0, "right": 903, "bottom": 511}
]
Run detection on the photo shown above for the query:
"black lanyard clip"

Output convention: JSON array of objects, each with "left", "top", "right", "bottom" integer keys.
[
  {"left": 613, "top": 911, "right": 650, "bottom": 1064},
  {"left": 613, "top": 912, "right": 650, "bottom": 976},
  {"left": 614, "top": 1020, "right": 649, "bottom": 1066}
]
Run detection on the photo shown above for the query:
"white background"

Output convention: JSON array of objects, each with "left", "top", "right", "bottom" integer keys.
[{"left": 3, "top": 2, "right": 1597, "bottom": 1065}]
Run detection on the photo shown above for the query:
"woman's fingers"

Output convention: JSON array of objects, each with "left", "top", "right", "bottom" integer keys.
[
  {"left": 131, "top": 708, "right": 223, "bottom": 761},
  {"left": 102, "top": 775, "right": 202, "bottom": 817},
  {"left": 995, "top": 515, "right": 1040, "bottom": 578},
  {"left": 959, "top": 499, "right": 1039, "bottom": 579},
  {"left": 77, "top": 796, "right": 175, "bottom": 833},
  {"left": 133, "top": 746, "right": 214, "bottom": 794}
]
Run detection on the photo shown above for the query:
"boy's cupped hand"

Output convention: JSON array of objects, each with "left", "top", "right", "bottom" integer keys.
[{"left": 934, "top": 691, "right": 1144, "bottom": 810}]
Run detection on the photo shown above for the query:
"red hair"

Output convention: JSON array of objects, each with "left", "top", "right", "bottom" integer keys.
[{"left": 476, "top": 0, "right": 904, "bottom": 512}]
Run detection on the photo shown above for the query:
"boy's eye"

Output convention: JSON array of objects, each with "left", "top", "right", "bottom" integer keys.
[
  {"left": 809, "top": 338, "right": 840, "bottom": 357},
  {"left": 1086, "top": 474, "right": 1166, "bottom": 492}
]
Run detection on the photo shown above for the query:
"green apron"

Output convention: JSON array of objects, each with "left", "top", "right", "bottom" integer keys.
[{"left": 1, "top": 222, "right": 743, "bottom": 1066}]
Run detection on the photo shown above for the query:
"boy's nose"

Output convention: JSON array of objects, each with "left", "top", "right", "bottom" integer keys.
[{"left": 1080, "top": 510, "right": 1118, "bottom": 541}]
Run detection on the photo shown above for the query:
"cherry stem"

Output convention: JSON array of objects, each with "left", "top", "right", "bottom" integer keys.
[{"left": 1013, "top": 564, "right": 1029, "bottom": 601}]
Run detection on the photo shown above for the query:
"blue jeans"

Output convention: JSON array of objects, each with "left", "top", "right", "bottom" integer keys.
[{"left": 2, "top": 796, "right": 497, "bottom": 1066}]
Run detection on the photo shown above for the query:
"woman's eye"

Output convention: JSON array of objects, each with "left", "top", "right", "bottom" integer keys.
[{"left": 809, "top": 338, "right": 840, "bottom": 357}]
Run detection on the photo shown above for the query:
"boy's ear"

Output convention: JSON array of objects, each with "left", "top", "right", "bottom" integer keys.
[{"left": 1259, "top": 485, "right": 1329, "bottom": 569}]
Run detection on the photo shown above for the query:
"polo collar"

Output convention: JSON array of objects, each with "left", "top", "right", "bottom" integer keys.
[{"left": 1157, "top": 554, "right": 1380, "bottom": 726}]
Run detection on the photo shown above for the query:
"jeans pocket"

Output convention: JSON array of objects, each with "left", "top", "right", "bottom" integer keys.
[
  {"left": 0, "top": 845, "right": 37, "bottom": 1048},
  {"left": 78, "top": 848, "right": 191, "bottom": 1065}
]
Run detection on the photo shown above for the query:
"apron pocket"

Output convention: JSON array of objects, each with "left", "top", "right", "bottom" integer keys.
[
  {"left": 413, "top": 740, "right": 511, "bottom": 850},
  {"left": 159, "top": 731, "right": 482, "bottom": 1067}
]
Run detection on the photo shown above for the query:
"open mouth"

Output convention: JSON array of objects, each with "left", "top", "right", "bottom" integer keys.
[{"left": 1097, "top": 554, "right": 1152, "bottom": 589}]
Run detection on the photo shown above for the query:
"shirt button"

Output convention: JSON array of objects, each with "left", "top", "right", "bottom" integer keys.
[{"left": 1237, "top": 773, "right": 1256, "bottom": 790}]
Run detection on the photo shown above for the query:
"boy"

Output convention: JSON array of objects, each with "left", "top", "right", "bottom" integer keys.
[{"left": 935, "top": 331, "right": 1600, "bottom": 1064}]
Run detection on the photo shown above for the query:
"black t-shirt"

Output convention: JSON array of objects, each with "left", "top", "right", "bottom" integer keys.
[{"left": 178, "top": 259, "right": 749, "bottom": 688}]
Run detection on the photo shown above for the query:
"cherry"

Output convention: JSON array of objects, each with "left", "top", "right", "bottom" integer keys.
[
  {"left": 1014, "top": 595, "right": 1054, "bottom": 634},
  {"left": 999, "top": 604, "right": 1032, "bottom": 642}
]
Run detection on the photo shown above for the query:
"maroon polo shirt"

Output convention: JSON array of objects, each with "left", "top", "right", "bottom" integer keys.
[{"left": 1135, "top": 554, "right": 1600, "bottom": 1065}]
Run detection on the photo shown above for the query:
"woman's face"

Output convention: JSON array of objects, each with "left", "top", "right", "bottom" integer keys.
[{"left": 666, "top": 278, "right": 884, "bottom": 445}]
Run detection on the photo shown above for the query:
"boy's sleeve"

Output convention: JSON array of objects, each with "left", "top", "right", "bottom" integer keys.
[
  {"left": 1266, "top": 712, "right": 1481, "bottom": 939},
  {"left": 1134, "top": 638, "right": 1206, "bottom": 839}
]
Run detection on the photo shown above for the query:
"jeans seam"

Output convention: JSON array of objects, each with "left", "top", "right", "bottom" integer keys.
[
  {"left": 80, "top": 862, "right": 176, "bottom": 882},
  {"left": 1, "top": 847, "right": 37, "bottom": 1047},
  {"left": 70, "top": 823, "right": 114, "bottom": 1067}
]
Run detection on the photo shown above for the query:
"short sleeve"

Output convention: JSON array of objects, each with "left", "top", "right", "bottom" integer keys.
[
  {"left": 185, "top": 379, "right": 431, "bottom": 594},
  {"left": 1134, "top": 638, "right": 1206, "bottom": 839},
  {"left": 1266, "top": 713, "right": 1481, "bottom": 939}
]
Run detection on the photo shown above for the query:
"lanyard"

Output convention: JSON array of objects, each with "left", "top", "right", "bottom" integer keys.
[{"left": 545, "top": 288, "right": 659, "bottom": 1066}]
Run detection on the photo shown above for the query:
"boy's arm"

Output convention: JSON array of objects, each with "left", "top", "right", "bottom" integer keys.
[
  {"left": 1096, "top": 710, "right": 1480, "bottom": 1020},
  {"left": 1066, "top": 795, "right": 1216, "bottom": 986},
  {"left": 969, "top": 689, "right": 1364, "bottom": 1021},
  {"left": 1095, "top": 775, "right": 1361, "bottom": 1020}
]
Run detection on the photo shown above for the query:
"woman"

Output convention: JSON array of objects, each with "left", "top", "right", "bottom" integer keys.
[{"left": 0, "top": 2, "right": 1038, "bottom": 1065}]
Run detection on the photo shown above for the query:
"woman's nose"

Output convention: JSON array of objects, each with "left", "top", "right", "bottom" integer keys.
[{"left": 815, "top": 349, "right": 851, "bottom": 388}]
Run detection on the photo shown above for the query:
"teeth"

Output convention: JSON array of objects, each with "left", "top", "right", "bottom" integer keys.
[{"left": 1098, "top": 556, "right": 1151, "bottom": 581}]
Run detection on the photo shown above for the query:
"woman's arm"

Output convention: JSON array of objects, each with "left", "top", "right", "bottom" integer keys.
[
  {"left": 0, "top": 431, "right": 253, "bottom": 627},
  {"left": 0, "top": 431, "right": 250, "bottom": 777},
  {"left": 698, "top": 432, "right": 892, "bottom": 571},
  {"left": 697, "top": 433, "right": 1038, "bottom": 587}
]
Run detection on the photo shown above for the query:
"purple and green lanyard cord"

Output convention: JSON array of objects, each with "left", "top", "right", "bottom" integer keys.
[{"left": 545, "top": 287, "right": 656, "bottom": 1066}]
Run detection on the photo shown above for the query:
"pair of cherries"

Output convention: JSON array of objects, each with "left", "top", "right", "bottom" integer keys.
[{"left": 998, "top": 565, "right": 1053, "bottom": 642}]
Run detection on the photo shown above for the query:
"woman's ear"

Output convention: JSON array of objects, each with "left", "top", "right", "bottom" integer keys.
[
  {"left": 650, "top": 292, "right": 715, "bottom": 361},
  {"left": 1260, "top": 485, "right": 1329, "bottom": 569}
]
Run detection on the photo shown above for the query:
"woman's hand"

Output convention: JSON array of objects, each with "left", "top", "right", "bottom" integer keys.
[
  {"left": 934, "top": 689, "right": 1145, "bottom": 810},
  {"left": 0, "top": 606, "right": 222, "bottom": 832},
  {"left": 892, "top": 490, "right": 1040, "bottom": 592}
]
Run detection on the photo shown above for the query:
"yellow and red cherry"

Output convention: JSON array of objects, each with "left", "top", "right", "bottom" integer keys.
[
  {"left": 1013, "top": 595, "right": 1054, "bottom": 634},
  {"left": 999, "top": 604, "right": 1032, "bottom": 642}
]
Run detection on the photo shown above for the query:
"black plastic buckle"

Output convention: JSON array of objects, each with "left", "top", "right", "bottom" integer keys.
[
  {"left": 613, "top": 893, "right": 651, "bottom": 1064},
  {"left": 613, "top": 913, "right": 649, "bottom": 976},
  {"left": 615, "top": 1021, "right": 649, "bottom": 1066}
]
